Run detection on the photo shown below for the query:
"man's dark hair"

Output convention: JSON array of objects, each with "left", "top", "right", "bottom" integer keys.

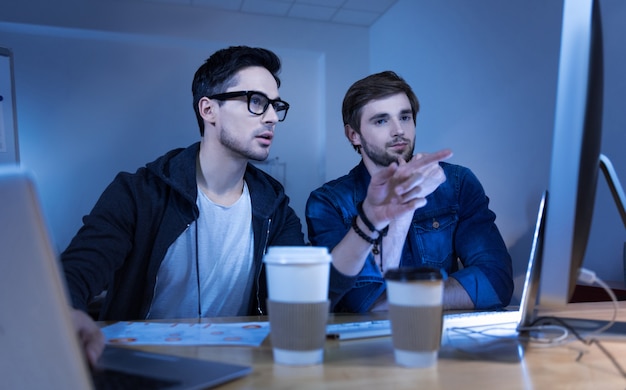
[
  {"left": 192, "top": 46, "right": 282, "bottom": 136},
  {"left": 342, "top": 71, "right": 420, "bottom": 152}
]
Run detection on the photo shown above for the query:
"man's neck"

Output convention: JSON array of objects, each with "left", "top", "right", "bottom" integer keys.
[
  {"left": 196, "top": 141, "right": 247, "bottom": 206},
  {"left": 361, "top": 156, "right": 387, "bottom": 177}
]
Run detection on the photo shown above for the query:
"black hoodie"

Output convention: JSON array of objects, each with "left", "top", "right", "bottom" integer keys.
[{"left": 61, "top": 142, "right": 304, "bottom": 320}]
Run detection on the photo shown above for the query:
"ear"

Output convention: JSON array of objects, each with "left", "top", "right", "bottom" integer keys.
[
  {"left": 198, "top": 97, "right": 217, "bottom": 125},
  {"left": 345, "top": 124, "right": 362, "bottom": 148}
]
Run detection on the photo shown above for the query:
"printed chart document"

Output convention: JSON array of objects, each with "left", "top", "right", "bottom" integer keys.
[{"left": 102, "top": 321, "right": 270, "bottom": 347}]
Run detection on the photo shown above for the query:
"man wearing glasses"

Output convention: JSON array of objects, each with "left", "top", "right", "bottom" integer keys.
[{"left": 61, "top": 46, "right": 305, "bottom": 321}]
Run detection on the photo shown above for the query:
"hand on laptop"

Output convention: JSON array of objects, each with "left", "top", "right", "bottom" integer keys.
[{"left": 71, "top": 308, "right": 105, "bottom": 366}]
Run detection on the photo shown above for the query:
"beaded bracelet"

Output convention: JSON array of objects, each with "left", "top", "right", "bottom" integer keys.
[
  {"left": 351, "top": 216, "right": 385, "bottom": 272},
  {"left": 351, "top": 215, "right": 378, "bottom": 249},
  {"left": 352, "top": 202, "right": 390, "bottom": 272},
  {"left": 356, "top": 201, "right": 389, "bottom": 238}
]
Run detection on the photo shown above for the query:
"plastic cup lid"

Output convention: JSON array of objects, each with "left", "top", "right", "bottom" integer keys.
[
  {"left": 384, "top": 266, "right": 444, "bottom": 282},
  {"left": 263, "top": 246, "right": 331, "bottom": 264}
]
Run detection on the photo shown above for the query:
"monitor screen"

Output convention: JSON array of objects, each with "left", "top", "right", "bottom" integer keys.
[{"left": 538, "top": 0, "right": 604, "bottom": 307}]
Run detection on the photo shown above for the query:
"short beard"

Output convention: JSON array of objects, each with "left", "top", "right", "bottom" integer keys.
[{"left": 361, "top": 137, "right": 414, "bottom": 167}]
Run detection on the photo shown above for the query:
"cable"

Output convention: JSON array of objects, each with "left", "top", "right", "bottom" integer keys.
[
  {"left": 445, "top": 268, "right": 625, "bottom": 377},
  {"left": 446, "top": 324, "right": 568, "bottom": 343},
  {"left": 522, "top": 268, "right": 625, "bottom": 378},
  {"left": 517, "top": 324, "right": 570, "bottom": 346},
  {"left": 577, "top": 267, "right": 619, "bottom": 335}
]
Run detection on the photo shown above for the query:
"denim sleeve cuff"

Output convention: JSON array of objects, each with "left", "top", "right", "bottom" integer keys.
[
  {"left": 451, "top": 268, "right": 503, "bottom": 309},
  {"left": 328, "top": 263, "right": 360, "bottom": 309},
  {"left": 329, "top": 263, "right": 359, "bottom": 290}
]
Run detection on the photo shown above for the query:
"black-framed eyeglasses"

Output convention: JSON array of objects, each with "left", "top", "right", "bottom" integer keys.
[{"left": 208, "top": 90, "right": 290, "bottom": 122}]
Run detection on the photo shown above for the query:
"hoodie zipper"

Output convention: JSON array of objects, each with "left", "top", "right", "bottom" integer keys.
[{"left": 256, "top": 218, "right": 272, "bottom": 315}]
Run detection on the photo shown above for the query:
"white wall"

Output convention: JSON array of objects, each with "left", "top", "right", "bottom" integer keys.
[
  {"left": 371, "top": 0, "right": 626, "bottom": 299},
  {"left": 0, "top": 0, "right": 369, "bottom": 249},
  {"left": 2, "top": 0, "right": 625, "bottom": 299}
]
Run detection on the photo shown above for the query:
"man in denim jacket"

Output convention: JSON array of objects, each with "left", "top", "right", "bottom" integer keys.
[{"left": 306, "top": 71, "right": 513, "bottom": 313}]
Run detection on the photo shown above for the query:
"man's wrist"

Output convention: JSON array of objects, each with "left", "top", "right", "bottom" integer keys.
[{"left": 356, "top": 202, "right": 389, "bottom": 236}]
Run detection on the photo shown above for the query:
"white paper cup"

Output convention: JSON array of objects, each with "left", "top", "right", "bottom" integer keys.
[
  {"left": 384, "top": 267, "right": 444, "bottom": 368},
  {"left": 264, "top": 246, "right": 331, "bottom": 365},
  {"left": 264, "top": 246, "right": 331, "bottom": 302}
]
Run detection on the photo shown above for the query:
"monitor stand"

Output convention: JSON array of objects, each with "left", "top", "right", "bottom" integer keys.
[
  {"left": 599, "top": 154, "right": 626, "bottom": 229},
  {"left": 571, "top": 154, "right": 626, "bottom": 302}
]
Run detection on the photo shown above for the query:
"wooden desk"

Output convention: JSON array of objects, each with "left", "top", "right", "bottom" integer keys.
[{"left": 108, "top": 302, "right": 626, "bottom": 389}]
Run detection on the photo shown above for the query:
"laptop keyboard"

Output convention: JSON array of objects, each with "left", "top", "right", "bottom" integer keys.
[
  {"left": 325, "top": 310, "right": 522, "bottom": 340},
  {"left": 443, "top": 310, "right": 521, "bottom": 330},
  {"left": 91, "top": 368, "right": 181, "bottom": 390}
]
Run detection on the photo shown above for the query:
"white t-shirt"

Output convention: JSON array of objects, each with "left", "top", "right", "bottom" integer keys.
[{"left": 147, "top": 182, "right": 254, "bottom": 319}]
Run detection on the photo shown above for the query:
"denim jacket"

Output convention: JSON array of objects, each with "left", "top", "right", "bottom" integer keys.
[{"left": 305, "top": 161, "right": 513, "bottom": 313}]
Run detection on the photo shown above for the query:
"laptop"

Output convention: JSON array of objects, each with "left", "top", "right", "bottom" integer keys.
[
  {"left": 442, "top": 190, "right": 547, "bottom": 334},
  {"left": 326, "top": 191, "right": 548, "bottom": 341},
  {"left": 0, "top": 167, "right": 252, "bottom": 389}
]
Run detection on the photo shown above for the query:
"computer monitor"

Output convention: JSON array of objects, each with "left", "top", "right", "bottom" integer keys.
[{"left": 539, "top": 0, "right": 626, "bottom": 308}]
